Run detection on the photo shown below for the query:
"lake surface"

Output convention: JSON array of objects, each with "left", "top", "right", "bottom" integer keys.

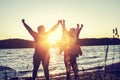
[{"left": 0, "top": 45, "right": 120, "bottom": 79}]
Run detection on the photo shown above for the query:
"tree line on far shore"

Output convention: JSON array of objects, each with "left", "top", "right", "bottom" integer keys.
[{"left": 0, "top": 38, "right": 120, "bottom": 49}]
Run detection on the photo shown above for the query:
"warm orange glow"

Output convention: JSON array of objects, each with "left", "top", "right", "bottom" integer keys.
[{"left": 48, "top": 32, "right": 61, "bottom": 46}]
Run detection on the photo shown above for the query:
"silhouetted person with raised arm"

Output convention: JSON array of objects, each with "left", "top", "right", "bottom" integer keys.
[
  {"left": 22, "top": 19, "right": 61, "bottom": 80},
  {"left": 59, "top": 20, "right": 83, "bottom": 80}
]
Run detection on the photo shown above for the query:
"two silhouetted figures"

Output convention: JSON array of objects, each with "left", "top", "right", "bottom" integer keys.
[{"left": 22, "top": 19, "right": 83, "bottom": 80}]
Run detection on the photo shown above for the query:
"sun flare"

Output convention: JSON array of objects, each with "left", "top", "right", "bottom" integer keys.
[{"left": 48, "top": 32, "right": 61, "bottom": 46}]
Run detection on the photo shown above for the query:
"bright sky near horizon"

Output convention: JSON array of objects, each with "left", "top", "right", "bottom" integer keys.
[{"left": 0, "top": 0, "right": 120, "bottom": 40}]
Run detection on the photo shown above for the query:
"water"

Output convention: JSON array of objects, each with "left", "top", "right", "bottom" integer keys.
[{"left": 0, "top": 45, "right": 120, "bottom": 79}]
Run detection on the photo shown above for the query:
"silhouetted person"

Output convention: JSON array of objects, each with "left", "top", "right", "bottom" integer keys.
[
  {"left": 22, "top": 19, "right": 61, "bottom": 80},
  {"left": 59, "top": 20, "right": 83, "bottom": 80}
]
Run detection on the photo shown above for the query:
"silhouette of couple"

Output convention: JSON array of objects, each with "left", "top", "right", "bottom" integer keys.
[{"left": 22, "top": 19, "right": 83, "bottom": 80}]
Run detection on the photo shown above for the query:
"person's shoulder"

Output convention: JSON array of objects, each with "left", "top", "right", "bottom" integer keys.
[{"left": 44, "top": 31, "right": 50, "bottom": 35}]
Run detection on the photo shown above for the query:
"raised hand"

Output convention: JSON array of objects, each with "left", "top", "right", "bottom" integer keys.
[
  {"left": 81, "top": 24, "right": 83, "bottom": 28},
  {"left": 58, "top": 20, "right": 62, "bottom": 24},
  {"left": 63, "top": 20, "right": 65, "bottom": 24},
  {"left": 61, "top": 20, "right": 65, "bottom": 26},
  {"left": 77, "top": 24, "right": 79, "bottom": 27},
  {"left": 22, "top": 19, "right": 25, "bottom": 23}
]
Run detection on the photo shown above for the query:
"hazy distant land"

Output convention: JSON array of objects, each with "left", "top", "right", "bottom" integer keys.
[{"left": 0, "top": 38, "right": 120, "bottom": 49}]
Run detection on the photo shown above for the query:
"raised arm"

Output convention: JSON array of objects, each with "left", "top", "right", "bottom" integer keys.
[
  {"left": 76, "top": 24, "right": 83, "bottom": 38},
  {"left": 49, "top": 20, "right": 61, "bottom": 33},
  {"left": 22, "top": 19, "right": 36, "bottom": 37},
  {"left": 61, "top": 20, "right": 68, "bottom": 35},
  {"left": 59, "top": 20, "right": 68, "bottom": 55}
]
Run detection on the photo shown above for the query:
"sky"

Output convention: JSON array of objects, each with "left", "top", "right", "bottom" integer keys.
[{"left": 0, "top": 0, "right": 120, "bottom": 40}]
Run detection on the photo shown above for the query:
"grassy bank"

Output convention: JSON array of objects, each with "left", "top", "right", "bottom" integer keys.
[{"left": 10, "top": 62, "right": 120, "bottom": 80}]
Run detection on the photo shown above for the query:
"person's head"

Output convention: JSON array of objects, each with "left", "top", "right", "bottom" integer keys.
[
  {"left": 69, "top": 28, "right": 75, "bottom": 33},
  {"left": 68, "top": 28, "right": 75, "bottom": 37},
  {"left": 38, "top": 25, "right": 45, "bottom": 33}
]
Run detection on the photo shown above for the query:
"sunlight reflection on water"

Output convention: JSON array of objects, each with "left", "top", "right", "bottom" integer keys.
[{"left": 0, "top": 45, "right": 120, "bottom": 78}]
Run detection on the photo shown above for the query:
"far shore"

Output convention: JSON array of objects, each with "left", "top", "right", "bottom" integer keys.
[{"left": 0, "top": 38, "right": 120, "bottom": 49}]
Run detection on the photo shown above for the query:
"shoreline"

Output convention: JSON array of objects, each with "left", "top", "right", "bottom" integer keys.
[{"left": 9, "top": 62, "right": 120, "bottom": 80}]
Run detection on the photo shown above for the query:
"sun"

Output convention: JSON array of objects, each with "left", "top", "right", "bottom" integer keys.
[
  {"left": 48, "top": 32, "right": 61, "bottom": 46},
  {"left": 47, "top": 25, "right": 62, "bottom": 46}
]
